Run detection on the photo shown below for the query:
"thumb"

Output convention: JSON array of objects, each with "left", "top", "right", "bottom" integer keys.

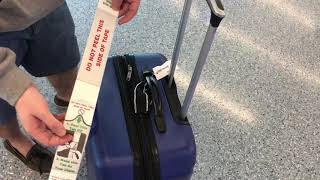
[
  {"left": 38, "top": 111, "right": 66, "bottom": 137},
  {"left": 112, "top": 0, "right": 123, "bottom": 11},
  {"left": 54, "top": 113, "right": 66, "bottom": 122}
]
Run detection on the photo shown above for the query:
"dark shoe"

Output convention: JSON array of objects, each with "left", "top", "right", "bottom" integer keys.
[
  {"left": 54, "top": 95, "right": 69, "bottom": 107},
  {"left": 3, "top": 140, "right": 54, "bottom": 174}
]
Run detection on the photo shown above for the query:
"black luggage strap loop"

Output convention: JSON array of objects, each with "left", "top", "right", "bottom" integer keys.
[{"left": 143, "top": 71, "right": 167, "bottom": 133}]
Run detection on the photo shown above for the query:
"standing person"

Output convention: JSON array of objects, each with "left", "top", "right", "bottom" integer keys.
[{"left": 0, "top": 0, "right": 140, "bottom": 173}]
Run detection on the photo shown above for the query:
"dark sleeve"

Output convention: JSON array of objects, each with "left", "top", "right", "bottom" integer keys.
[{"left": 0, "top": 47, "right": 32, "bottom": 106}]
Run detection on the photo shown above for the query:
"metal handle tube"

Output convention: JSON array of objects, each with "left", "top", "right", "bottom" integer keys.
[
  {"left": 181, "top": 25, "right": 218, "bottom": 119},
  {"left": 168, "top": 0, "right": 193, "bottom": 87}
]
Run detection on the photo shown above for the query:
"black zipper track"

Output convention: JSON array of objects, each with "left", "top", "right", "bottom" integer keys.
[
  {"left": 125, "top": 55, "right": 161, "bottom": 180},
  {"left": 124, "top": 56, "right": 150, "bottom": 180},
  {"left": 113, "top": 57, "right": 144, "bottom": 180},
  {"left": 139, "top": 113, "right": 161, "bottom": 179}
]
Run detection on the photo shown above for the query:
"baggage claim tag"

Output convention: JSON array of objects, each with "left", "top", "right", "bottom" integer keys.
[
  {"left": 153, "top": 60, "right": 172, "bottom": 80},
  {"left": 49, "top": 1, "right": 118, "bottom": 180}
]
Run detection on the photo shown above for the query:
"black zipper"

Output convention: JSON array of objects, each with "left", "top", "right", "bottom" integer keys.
[
  {"left": 113, "top": 57, "right": 144, "bottom": 180},
  {"left": 114, "top": 55, "right": 161, "bottom": 180},
  {"left": 125, "top": 55, "right": 161, "bottom": 180},
  {"left": 124, "top": 56, "right": 150, "bottom": 180}
]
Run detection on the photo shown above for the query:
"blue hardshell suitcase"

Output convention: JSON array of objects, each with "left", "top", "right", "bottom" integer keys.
[{"left": 86, "top": 0, "right": 225, "bottom": 179}]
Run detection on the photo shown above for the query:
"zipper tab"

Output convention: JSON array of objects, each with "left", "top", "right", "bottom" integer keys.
[{"left": 127, "top": 64, "right": 133, "bottom": 81}]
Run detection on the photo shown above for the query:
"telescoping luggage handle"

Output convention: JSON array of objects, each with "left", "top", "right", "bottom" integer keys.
[{"left": 168, "top": 0, "right": 225, "bottom": 119}]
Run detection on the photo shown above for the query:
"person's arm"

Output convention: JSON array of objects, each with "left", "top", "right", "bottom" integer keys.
[
  {"left": 0, "top": 47, "right": 72, "bottom": 146},
  {"left": 0, "top": 47, "right": 32, "bottom": 105}
]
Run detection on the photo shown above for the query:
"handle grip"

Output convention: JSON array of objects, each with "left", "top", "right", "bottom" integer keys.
[
  {"left": 207, "top": 0, "right": 225, "bottom": 27},
  {"left": 207, "top": 0, "right": 225, "bottom": 17}
]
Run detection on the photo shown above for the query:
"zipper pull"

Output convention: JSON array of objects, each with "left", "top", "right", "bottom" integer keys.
[{"left": 126, "top": 64, "right": 132, "bottom": 81}]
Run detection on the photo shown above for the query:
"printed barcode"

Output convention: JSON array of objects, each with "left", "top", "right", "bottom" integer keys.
[{"left": 103, "top": 0, "right": 112, "bottom": 8}]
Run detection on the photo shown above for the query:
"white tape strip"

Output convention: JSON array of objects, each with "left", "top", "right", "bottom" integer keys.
[{"left": 49, "top": 1, "right": 118, "bottom": 179}]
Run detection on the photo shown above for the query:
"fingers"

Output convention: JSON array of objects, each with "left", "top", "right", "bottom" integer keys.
[
  {"left": 119, "top": 2, "right": 129, "bottom": 17},
  {"left": 112, "top": 0, "right": 124, "bottom": 11},
  {"left": 48, "top": 134, "right": 74, "bottom": 146},
  {"left": 36, "top": 128, "right": 73, "bottom": 146},
  {"left": 119, "top": 1, "right": 140, "bottom": 25},
  {"left": 26, "top": 117, "right": 73, "bottom": 146},
  {"left": 37, "top": 111, "right": 66, "bottom": 137}
]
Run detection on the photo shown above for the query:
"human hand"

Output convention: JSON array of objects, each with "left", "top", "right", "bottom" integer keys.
[
  {"left": 15, "top": 84, "right": 73, "bottom": 146},
  {"left": 112, "top": 0, "right": 141, "bottom": 25}
]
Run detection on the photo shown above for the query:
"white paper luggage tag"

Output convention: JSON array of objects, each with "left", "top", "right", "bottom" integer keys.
[
  {"left": 49, "top": 1, "right": 118, "bottom": 179},
  {"left": 153, "top": 60, "right": 171, "bottom": 80}
]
